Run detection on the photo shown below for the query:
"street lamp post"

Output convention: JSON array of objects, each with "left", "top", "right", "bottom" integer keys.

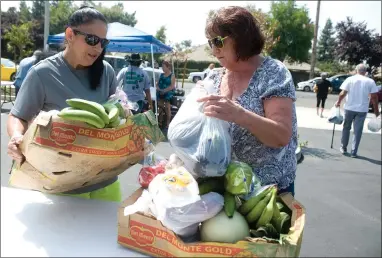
[
  {"left": 310, "top": 0, "right": 321, "bottom": 79},
  {"left": 43, "top": 1, "right": 50, "bottom": 52}
]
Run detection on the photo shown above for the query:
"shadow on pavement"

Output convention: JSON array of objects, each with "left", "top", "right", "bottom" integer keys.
[
  {"left": 302, "top": 146, "right": 341, "bottom": 160},
  {"left": 355, "top": 155, "right": 382, "bottom": 166}
]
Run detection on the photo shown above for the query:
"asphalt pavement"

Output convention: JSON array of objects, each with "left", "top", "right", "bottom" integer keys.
[{"left": 1, "top": 83, "right": 381, "bottom": 257}]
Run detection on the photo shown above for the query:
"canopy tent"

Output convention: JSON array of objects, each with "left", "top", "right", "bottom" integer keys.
[{"left": 48, "top": 22, "right": 173, "bottom": 120}]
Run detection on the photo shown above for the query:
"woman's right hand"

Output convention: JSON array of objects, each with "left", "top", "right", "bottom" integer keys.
[{"left": 7, "top": 133, "right": 25, "bottom": 163}]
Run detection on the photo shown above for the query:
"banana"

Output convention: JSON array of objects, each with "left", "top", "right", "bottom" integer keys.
[
  {"left": 224, "top": 192, "right": 236, "bottom": 218},
  {"left": 272, "top": 212, "right": 291, "bottom": 234},
  {"left": 246, "top": 190, "right": 273, "bottom": 224},
  {"left": 255, "top": 188, "right": 277, "bottom": 229},
  {"left": 66, "top": 98, "right": 109, "bottom": 124},
  {"left": 103, "top": 103, "right": 120, "bottom": 123},
  {"left": 58, "top": 107, "right": 105, "bottom": 129},
  {"left": 276, "top": 201, "right": 285, "bottom": 211},
  {"left": 239, "top": 186, "right": 274, "bottom": 215},
  {"left": 198, "top": 177, "right": 225, "bottom": 195},
  {"left": 272, "top": 199, "right": 282, "bottom": 223},
  {"left": 106, "top": 116, "right": 121, "bottom": 128}
]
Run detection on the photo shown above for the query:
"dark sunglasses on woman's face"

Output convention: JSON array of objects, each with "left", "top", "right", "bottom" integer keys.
[
  {"left": 208, "top": 36, "right": 228, "bottom": 49},
  {"left": 72, "top": 29, "right": 110, "bottom": 49}
]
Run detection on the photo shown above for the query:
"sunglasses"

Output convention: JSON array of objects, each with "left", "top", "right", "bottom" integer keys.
[
  {"left": 208, "top": 36, "right": 228, "bottom": 49},
  {"left": 72, "top": 29, "right": 110, "bottom": 49}
]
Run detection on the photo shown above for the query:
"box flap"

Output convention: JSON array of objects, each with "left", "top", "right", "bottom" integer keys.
[{"left": 34, "top": 111, "right": 57, "bottom": 127}]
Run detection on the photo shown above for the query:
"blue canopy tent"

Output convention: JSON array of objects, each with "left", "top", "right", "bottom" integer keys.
[{"left": 47, "top": 22, "right": 173, "bottom": 120}]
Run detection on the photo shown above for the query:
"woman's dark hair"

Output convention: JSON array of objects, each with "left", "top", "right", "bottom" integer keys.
[
  {"left": 67, "top": 6, "right": 108, "bottom": 90},
  {"left": 205, "top": 6, "right": 265, "bottom": 61}
]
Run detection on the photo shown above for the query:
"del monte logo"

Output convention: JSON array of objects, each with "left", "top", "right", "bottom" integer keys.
[
  {"left": 129, "top": 226, "right": 155, "bottom": 246},
  {"left": 49, "top": 127, "right": 76, "bottom": 146}
]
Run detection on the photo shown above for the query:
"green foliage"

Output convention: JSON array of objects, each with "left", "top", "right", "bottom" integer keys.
[
  {"left": 317, "top": 19, "right": 336, "bottom": 62},
  {"left": 94, "top": 2, "right": 137, "bottom": 27},
  {"left": 4, "top": 22, "right": 34, "bottom": 62},
  {"left": 50, "top": 1, "right": 76, "bottom": 34},
  {"left": 1, "top": 1, "right": 138, "bottom": 61},
  {"left": 269, "top": 0, "right": 314, "bottom": 62},
  {"left": 317, "top": 61, "right": 354, "bottom": 76}
]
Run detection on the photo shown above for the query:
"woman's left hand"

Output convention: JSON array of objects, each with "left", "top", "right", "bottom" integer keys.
[{"left": 197, "top": 95, "right": 244, "bottom": 123}]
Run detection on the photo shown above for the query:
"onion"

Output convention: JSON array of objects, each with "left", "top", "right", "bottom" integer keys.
[{"left": 200, "top": 210, "right": 250, "bottom": 243}]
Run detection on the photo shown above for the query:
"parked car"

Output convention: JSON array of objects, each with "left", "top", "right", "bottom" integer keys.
[
  {"left": 369, "top": 85, "right": 382, "bottom": 112},
  {"left": 296, "top": 77, "right": 321, "bottom": 92},
  {"left": 142, "top": 67, "right": 163, "bottom": 86},
  {"left": 1, "top": 58, "right": 17, "bottom": 81},
  {"left": 188, "top": 69, "right": 211, "bottom": 83},
  {"left": 104, "top": 55, "right": 128, "bottom": 75},
  {"left": 328, "top": 74, "right": 351, "bottom": 93}
]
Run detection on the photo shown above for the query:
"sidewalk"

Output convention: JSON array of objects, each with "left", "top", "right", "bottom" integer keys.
[{"left": 296, "top": 107, "right": 380, "bottom": 134}]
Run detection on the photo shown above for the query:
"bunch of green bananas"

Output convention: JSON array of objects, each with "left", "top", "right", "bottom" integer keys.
[
  {"left": 58, "top": 98, "right": 122, "bottom": 129},
  {"left": 239, "top": 186, "right": 291, "bottom": 238}
]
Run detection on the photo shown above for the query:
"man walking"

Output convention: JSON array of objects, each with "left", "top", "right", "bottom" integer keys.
[
  {"left": 13, "top": 50, "right": 43, "bottom": 97},
  {"left": 314, "top": 72, "right": 332, "bottom": 117},
  {"left": 335, "top": 64, "right": 380, "bottom": 157}
]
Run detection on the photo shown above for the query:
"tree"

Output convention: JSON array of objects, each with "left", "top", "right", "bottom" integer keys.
[
  {"left": 94, "top": 2, "right": 137, "bottom": 27},
  {"left": 317, "top": 18, "right": 336, "bottom": 62},
  {"left": 269, "top": 0, "right": 314, "bottom": 62},
  {"left": 245, "top": 4, "right": 280, "bottom": 55},
  {"left": 335, "top": 17, "right": 376, "bottom": 66},
  {"left": 4, "top": 22, "right": 34, "bottom": 61},
  {"left": 50, "top": 1, "right": 76, "bottom": 34},
  {"left": 153, "top": 25, "right": 167, "bottom": 62},
  {"left": 31, "top": 0, "right": 45, "bottom": 50},
  {"left": 369, "top": 35, "right": 382, "bottom": 68},
  {"left": 19, "top": 1, "right": 31, "bottom": 23}
]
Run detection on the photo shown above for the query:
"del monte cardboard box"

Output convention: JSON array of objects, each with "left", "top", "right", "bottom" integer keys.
[
  {"left": 118, "top": 188, "right": 305, "bottom": 257},
  {"left": 9, "top": 110, "right": 164, "bottom": 194}
]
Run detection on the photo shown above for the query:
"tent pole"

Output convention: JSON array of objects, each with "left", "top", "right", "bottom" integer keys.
[
  {"left": 172, "top": 56, "right": 176, "bottom": 89},
  {"left": 150, "top": 44, "right": 158, "bottom": 122}
]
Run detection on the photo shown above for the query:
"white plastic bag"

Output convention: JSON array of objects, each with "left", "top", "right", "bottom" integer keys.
[
  {"left": 328, "top": 106, "right": 343, "bottom": 125},
  {"left": 161, "top": 192, "right": 223, "bottom": 237},
  {"left": 368, "top": 115, "right": 381, "bottom": 132},
  {"left": 167, "top": 83, "right": 231, "bottom": 178}
]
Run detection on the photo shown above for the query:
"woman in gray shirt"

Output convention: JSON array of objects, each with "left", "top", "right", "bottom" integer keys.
[{"left": 7, "top": 6, "right": 121, "bottom": 201}]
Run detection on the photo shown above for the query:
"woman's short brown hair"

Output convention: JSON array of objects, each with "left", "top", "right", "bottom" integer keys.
[
  {"left": 205, "top": 6, "right": 265, "bottom": 61},
  {"left": 162, "top": 60, "right": 172, "bottom": 70}
]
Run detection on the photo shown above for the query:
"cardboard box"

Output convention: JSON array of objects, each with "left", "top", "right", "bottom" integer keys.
[
  {"left": 9, "top": 110, "right": 165, "bottom": 194},
  {"left": 118, "top": 188, "right": 305, "bottom": 257}
]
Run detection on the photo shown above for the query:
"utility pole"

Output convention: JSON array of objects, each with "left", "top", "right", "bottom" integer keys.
[
  {"left": 310, "top": 0, "right": 321, "bottom": 79},
  {"left": 43, "top": 1, "right": 50, "bottom": 52}
]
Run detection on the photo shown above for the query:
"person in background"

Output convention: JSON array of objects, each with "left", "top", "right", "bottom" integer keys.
[
  {"left": 7, "top": 6, "right": 122, "bottom": 202},
  {"left": 13, "top": 50, "right": 44, "bottom": 97},
  {"left": 156, "top": 60, "right": 176, "bottom": 129},
  {"left": 116, "top": 53, "right": 152, "bottom": 114},
  {"left": 335, "top": 64, "right": 380, "bottom": 158},
  {"left": 204, "top": 63, "right": 215, "bottom": 79},
  {"left": 198, "top": 6, "right": 297, "bottom": 196},
  {"left": 313, "top": 72, "right": 332, "bottom": 117}
]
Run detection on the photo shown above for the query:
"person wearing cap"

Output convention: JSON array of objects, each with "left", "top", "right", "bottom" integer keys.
[
  {"left": 313, "top": 72, "right": 332, "bottom": 117},
  {"left": 116, "top": 53, "right": 152, "bottom": 114},
  {"left": 13, "top": 50, "right": 44, "bottom": 97}
]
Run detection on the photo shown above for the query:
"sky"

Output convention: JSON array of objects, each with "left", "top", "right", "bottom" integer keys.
[{"left": 1, "top": 1, "right": 381, "bottom": 47}]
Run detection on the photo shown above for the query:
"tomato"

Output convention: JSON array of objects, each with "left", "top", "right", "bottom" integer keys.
[{"left": 138, "top": 164, "right": 166, "bottom": 188}]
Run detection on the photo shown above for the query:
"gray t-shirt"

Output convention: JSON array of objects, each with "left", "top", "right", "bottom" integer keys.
[
  {"left": 116, "top": 65, "right": 151, "bottom": 102},
  {"left": 11, "top": 52, "right": 118, "bottom": 194}
]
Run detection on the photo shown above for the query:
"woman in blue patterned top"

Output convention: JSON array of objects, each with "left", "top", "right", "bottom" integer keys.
[
  {"left": 198, "top": 6, "right": 298, "bottom": 196},
  {"left": 156, "top": 60, "right": 176, "bottom": 129}
]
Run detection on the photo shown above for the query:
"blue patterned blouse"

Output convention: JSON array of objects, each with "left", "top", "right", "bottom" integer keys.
[{"left": 207, "top": 56, "right": 298, "bottom": 190}]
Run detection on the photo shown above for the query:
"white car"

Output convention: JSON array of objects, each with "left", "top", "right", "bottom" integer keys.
[
  {"left": 296, "top": 77, "right": 321, "bottom": 92},
  {"left": 188, "top": 69, "right": 211, "bottom": 83}
]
